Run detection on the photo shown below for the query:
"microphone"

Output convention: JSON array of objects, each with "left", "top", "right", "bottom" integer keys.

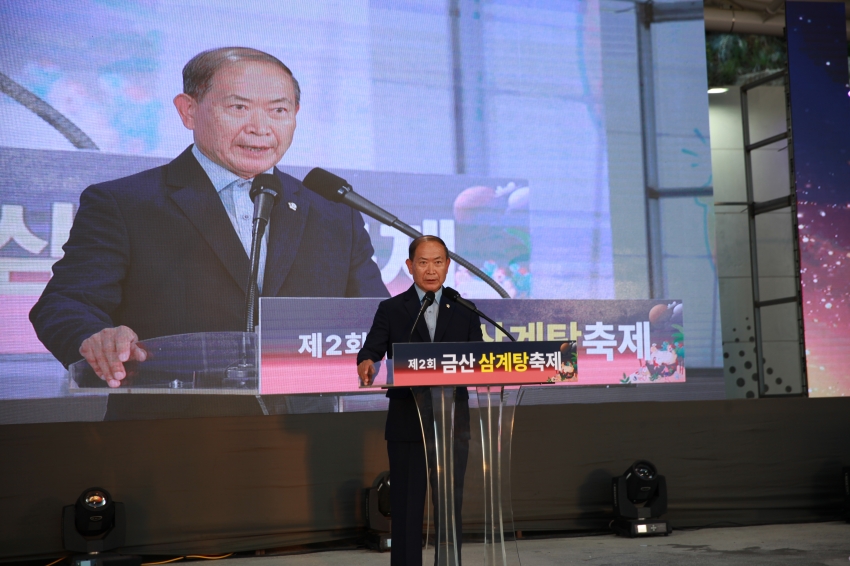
[
  {"left": 302, "top": 168, "right": 413, "bottom": 237},
  {"left": 250, "top": 173, "right": 282, "bottom": 226},
  {"left": 302, "top": 168, "right": 510, "bottom": 299},
  {"left": 225, "top": 174, "right": 283, "bottom": 388},
  {"left": 443, "top": 286, "right": 516, "bottom": 342},
  {"left": 245, "top": 174, "right": 282, "bottom": 333},
  {"left": 442, "top": 286, "right": 477, "bottom": 313},
  {"left": 408, "top": 290, "right": 436, "bottom": 342}
]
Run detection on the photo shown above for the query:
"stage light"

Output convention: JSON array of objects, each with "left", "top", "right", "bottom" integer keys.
[
  {"left": 611, "top": 460, "right": 671, "bottom": 537},
  {"left": 364, "top": 471, "right": 392, "bottom": 552},
  {"left": 708, "top": 87, "right": 729, "bottom": 94},
  {"left": 63, "top": 487, "right": 140, "bottom": 566},
  {"left": 75, "top": 489, "right": 115, "bottom": 537},
  {"left": 625, "top": 460, "right": 659, "bottom": 503}
]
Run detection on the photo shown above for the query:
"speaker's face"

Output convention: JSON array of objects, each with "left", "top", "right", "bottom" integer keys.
[
  {"left": 176, "top": 60, "right": 299, "bottom": 179},
  {"left": 406, "top": 240, "right": 451, "bottom": 293}
]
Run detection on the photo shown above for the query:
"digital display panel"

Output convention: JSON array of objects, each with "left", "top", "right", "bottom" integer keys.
[{"left": 0, "top": 0, "right": 718, "bottom": 422}]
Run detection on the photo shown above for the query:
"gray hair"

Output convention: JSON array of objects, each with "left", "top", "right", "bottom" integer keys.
[
  {"left": 182, "top": 47, "right": 301, "bottom": 105},
  {"left": 408, "top": 235, "right": 450, "bottom": 261}
]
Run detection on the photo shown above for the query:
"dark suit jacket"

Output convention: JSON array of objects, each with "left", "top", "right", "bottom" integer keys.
[
  {"left": 31, "top": 146, "right": 389, "bottom": 367},
  {"left": 357, "top": 285, "right": 483, "bottom": 441}
]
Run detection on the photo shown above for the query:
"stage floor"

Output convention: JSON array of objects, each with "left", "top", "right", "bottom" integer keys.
[{"left": 226, "top": 522, "right": 849, "bottom": 565}]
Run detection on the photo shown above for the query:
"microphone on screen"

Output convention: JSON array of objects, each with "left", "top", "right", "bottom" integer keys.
[
  {"left": 244, "top": 174, "right": 282, "bottom": 333},
  {"left": 249, "top": 173, "right": 282, "bottom": 227},
  {"left": 301, "top": 167, "right": 510, "bottom": 298},
  {"left": 302, "top": 167, "right": 415, "bottom": 237}
]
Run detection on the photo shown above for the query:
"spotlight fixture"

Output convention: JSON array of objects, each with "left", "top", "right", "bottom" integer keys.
[
  {"left": 364, "top": 471, "right": 392, "bottom": 552},
  {"left": 74, "top": 489, "right": 115, "bottom": 537},
  {"left": 611, "top": 460, "right": 671, "bottom": 537},
  {"left": 62, "top": 487, "right": 141, "bottom": 566}
]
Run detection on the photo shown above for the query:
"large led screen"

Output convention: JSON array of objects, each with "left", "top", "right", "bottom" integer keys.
[{"left": 0, "top": 0, "right": 719, "bottom": 422}]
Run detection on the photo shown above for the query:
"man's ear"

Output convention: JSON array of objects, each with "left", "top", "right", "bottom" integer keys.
[
  {"left": 173, "top": 93, "right": 197, "bottom": 130},
  {"left": 405, "top": 258, "right": 414, "bottom": 275}
]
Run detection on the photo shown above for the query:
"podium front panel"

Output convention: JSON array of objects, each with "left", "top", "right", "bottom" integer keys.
[{"left": 392, "top": 341, "right": 572, "bottom": 386}]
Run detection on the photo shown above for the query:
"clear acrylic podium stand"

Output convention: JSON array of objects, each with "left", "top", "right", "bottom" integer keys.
[
  {"left": 391, "top": 340, "right": 566, "bottom": 566},
  {"left": 412, "top": 385, "right": 525, "bottom": 566},
  {"left": 476, "top": 385, "right": 524, "bottom": 566},
  {"left": 68, "top": 332, "right": 259, "bottom": 393}
]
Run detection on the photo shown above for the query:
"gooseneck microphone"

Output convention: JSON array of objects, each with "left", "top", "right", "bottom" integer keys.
[
  {"left": 301, "top": 168, "right": 510, "bottom": 299},
  {"left": 250, "top": 174, "right": 281, "bottom": 226},
  {"left": 245, "top": 174, "right": 282, "bottom": 332},
  {"left": 225, "top": 174, "right": 282, "bottom": 389},
  {"left": 444, "top": 286, "right": 516, "bottom": 342},
  {"left": 408, "top": 291, "right": 436, "bottom": 342}
]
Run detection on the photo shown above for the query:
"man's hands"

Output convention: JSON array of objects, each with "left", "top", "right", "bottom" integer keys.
[
  {"left": 357, "top": 359, "right": 376, "bottom": 387},
  {"left": 79, "top": 326, "right": 147, "bottom": 388}
]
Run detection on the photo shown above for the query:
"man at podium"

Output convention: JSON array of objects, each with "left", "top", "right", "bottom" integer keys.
[
  {"left": 30, "top": 47, "right": 387, "bottom": 386},
  {"left": 357, "top": 235, "right": 482, "bottom": 566}
]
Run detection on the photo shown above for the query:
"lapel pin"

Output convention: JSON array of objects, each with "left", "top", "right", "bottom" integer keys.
[
  {"left": 446, "top": 304, "right": 450, "bottom": 308},
  {"left": 288, "top": 202, "right": 297, "bottom": 211}
]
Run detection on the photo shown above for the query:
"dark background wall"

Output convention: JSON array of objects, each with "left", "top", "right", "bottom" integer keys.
[{"left": 2, "top": 396, "right": 848, "bottom": 559}]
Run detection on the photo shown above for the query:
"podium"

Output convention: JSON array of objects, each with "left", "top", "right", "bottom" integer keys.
[
  {"left": 392, "top": 340, "right": 572, "bottom": 566},
  {"left": 68, "top": 332, "right": 259, "bottom": 393}
]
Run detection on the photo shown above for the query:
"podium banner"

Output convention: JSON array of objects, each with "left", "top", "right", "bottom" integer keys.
[
  {"left": 259, "top": 297, "right": 685, "bottom": 395},
  {"left": 392, "top": 340, "right": 574, "bottom": 386}
]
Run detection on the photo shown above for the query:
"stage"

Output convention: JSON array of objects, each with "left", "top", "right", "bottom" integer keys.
[
  {"left": 1, "top": 394, "right": 848, "bottom": 558},
  {"left": 222, "top": 522, "right": 850, "bottom": 565}
]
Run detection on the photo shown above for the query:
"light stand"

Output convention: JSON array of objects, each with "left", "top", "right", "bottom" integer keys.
[
  {"left": 62, "top": 488, "right": 141, "bottom": 566},
  {"left": 611, "top": 460, "right": 671, "bottom": 537}
]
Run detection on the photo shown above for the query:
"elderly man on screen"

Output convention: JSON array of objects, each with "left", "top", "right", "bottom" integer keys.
[
  {"left": 30, "top": 47, "right": 388, "bottom": 385},
  {"left": 357, "top": 235, "right": 482, "bottom": 566}
]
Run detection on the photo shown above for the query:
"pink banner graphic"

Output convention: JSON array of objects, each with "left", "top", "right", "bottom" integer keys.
[{"left": 259, "top": 298, "right": 685, "bottom": 395}]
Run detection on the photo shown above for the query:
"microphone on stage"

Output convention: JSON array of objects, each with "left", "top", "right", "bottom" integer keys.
[
  {"left": 443, "top": 286, "right": 517, "bottom": 342},
  {"left": 408, "top": 290, "right": 436, "bottom": 343},
  {"left": 301, "top": 168, "right": 511, "bottom": 299},
  {"left": 245, "top": 174, "right": 282, "bottom": 333}
]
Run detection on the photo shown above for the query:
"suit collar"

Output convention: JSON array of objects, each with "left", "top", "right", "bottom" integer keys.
[
  {"left": 412, "top": 284, "right": 443, "bottom": 306},
  {"left": 191, "top": 144, "right": 245, "bottom": 193},
  {"left": 433, "top": 289, "right": 456, "bottom": 342},
  {"left": 402, "top": 284, "right": 456, "bottom": 343},
  {"left": 262, "top": 176, "right": 311, "bottom": 296},
  {"left": 166, "top": 146, "right": 250, "bottom": 294},
  {"left": 403, "top": 285, "right": 431, "bottom": 343},
  {"left": 165, "top": 145, "right": 312, "bottom": 297}
]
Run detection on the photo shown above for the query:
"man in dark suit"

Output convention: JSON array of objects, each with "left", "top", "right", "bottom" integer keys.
[
  {"left": 30, "top": 47, "right": 388, "bottom": 382},
  {"left": 357, "top": 235, "right": 482, "bottom": 566}
]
